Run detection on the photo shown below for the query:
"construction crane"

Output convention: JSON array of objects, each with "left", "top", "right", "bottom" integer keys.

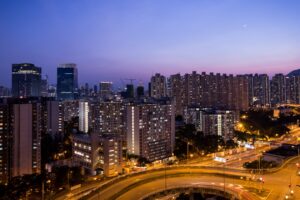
[
  {"left": 138, "top": 79, "right": 144, "bottom": 86},
  {"left": 124, "top": 79, "right": 136, "bottom": 85}
]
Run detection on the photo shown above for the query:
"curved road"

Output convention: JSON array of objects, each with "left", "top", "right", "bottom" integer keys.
[
  {"left": 56, "top": 127, "right": 300, "bottom": 200},
  {"left": 56, "top": 156, "right": 300, "bottom": 200}
]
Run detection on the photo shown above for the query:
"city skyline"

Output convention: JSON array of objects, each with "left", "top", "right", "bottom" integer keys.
[{"left": 1, "top": 0, "right": 300, "bottom": 87}]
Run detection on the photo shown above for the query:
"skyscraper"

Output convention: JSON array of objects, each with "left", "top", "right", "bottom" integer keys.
[
  {"left": 125, "top": 84, "right": 134, "bottom": 99},
  {"left": 99, "top": 82, "right": 113, "bottom": 99},
  {"left": 57, "top": 63, "right": 78, "bottom": 101},
  {"left": 41, "top": 77, "right": 48, "bottom": 97},
  {"left": 12, "top": 63, "right": 41, "bottom": 97},
  {"left": 136, "top": 85, "right": 144, "bottom": 98},
  {"left": 150, "top": 73, "right": 166, "bottom": 99}
]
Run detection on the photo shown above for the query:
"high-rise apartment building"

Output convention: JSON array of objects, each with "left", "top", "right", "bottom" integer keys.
[
  {"left": 126, "top": 99, "right": 175, "bottom": 161},
  {"left": 57, "top": 63, "right": 78, "bottom": 100},
  {"left": 43, "top": 100, "right": 64, "bottom": 136},
  {"left": 0, "top": 103, "right": 10, "bottom": 183},
  {"left": 12, "top": 103, "right": 41, "bottom": 177},
  {"left": 202, "top": 110, "right": 235, "bottom": 139},
  {"left": 90, "top": 100, "right": 126, "bottom": 140},
  {"left": 79, "top": 100, "right": 89, "bottom": 133},
  {"left": 232, "top": 75, "right": 249, "bottom": 110},
  {"left": 150, "top": 73, "right": 167, "bottom": 99},
  {"left": 99, "top": 82, "right": 113, "bottom": 99},
  {"left": 247, "top": 74, "right": 270, "bottom": 106},
  {"left": 168, "top": 74, "right": 183, "bottom": 115},
  {"left": 184, "top": 108, "right": 236, "bottom": 140},
  {"left": 0, "top": 98, "right": 64, "bottom": 183},
  {"left": 62, "top": 100, "right": 79, "bottom": 122},
  {"left": 12, "top": 63, "right": 41, "bottom": 98},
  {"left": 286, "top": 75, "right": 300, "bottom": 104},
  {"left": 270, "top": 74, "right": 286, "bottom": 105},
  {"left": 168, "top": 72, "right": 249, "bottom": 116}
]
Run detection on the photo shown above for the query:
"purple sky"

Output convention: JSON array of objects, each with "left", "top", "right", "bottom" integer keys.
[{"left": 0, "top": 0, "right": 300, "bottom": 87}]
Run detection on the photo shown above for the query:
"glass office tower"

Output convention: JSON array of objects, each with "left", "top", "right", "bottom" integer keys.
[
  {"left": 57, "top": 63, "right": 78, "bottom": 100},
  {"left": 12, "top": 63, "right": 42, "bottom": 98}
]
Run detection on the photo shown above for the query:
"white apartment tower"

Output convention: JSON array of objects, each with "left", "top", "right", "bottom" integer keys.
[
  {"left": 79, "top": 100, "right": 89, "bottom": 133},
  {"left": 127, "top": 100, "right": 175, "bottom": 161}
]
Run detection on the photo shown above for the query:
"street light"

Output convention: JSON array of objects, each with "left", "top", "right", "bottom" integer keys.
[{"left": 241, "top": 115, "right": 247, "bottom": 119}]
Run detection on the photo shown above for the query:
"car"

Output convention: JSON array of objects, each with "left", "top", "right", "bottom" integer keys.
[{"left": 285, "top": 194, "right": 294, "bottom": 199}]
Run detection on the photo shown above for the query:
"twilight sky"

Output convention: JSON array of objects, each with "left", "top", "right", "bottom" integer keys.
[{"left": 0, "top": 0, "right": 300, "bottom": 87}]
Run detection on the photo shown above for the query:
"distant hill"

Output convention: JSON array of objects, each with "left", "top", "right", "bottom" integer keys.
[{"left": 287, "top": 69, "right": 300, "bottom": 77}]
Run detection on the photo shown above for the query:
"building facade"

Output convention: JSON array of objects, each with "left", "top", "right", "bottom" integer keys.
[
  {"left": 12, "top": 63, "right": 41, "bottom": 98},
  {"left": 247, "top": 74, "right": 270, "bottom": 106},
  {"left": 0, "top": 104, "right": 10, "bottom": 183},
  {"left": 150, "top": 73, "right": 167, "bottom": 99},
  {"left": 270, "top": 74, "right": 286, "bottom": 106},
  {"left": 12, "top": 103, "right": 41, "bottom": 177},
  {"left": 126, "top": 100, "right": 175, "bottom": 161},
  {"left": 99, "top": 82, "right": 113, "bottom": 99},
  {"left": 184, "top": 107, "right": 236, "bottom": 140},
  {"left": 72, "top": 133, "right": 122, "bottom": 177},
  {"left": 57, "top": 63, "right": 78, "bottom": 100},
  {"left": 79, "top": 100, "right": 89, "bottom": 133},
  {"left": 168, "top": 72, "right": 249, "bottom": 116}
]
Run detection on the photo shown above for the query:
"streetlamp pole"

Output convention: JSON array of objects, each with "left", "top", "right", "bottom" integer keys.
[
  {"left": 164, "top": 161, "right": 167, "bottom": 190},
  {"left": 223, "top": 161, "right": 225, "bottom": 195},
  {"left": 186, "top": 141, "right": 189, "bottom": 164},
  {"left": 67, "top": 168, "right": 71, "bottom": 191},
  {"left": 258, "top": 155, "right": 260, "bottom": 175},
  {"left": 42, "top": 181, "right": 45, "bottom": 200}
]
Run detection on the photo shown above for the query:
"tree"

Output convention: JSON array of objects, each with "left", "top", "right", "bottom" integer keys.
[
  {"left": 137, "top": 157, "right": 151, "bottom": 167},
  {"left": 240, "top": 110, "right": 290, "bottom": 138},
  {"left": 176, "top": 193, "right": 190, "bottom": 200},
  {"left": 225, "top": 139, "right": 238, "bottom": 149}
]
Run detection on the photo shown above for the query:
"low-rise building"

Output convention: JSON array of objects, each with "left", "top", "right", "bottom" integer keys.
[{"left": 72, "top": 133, "right": 122, "bottom": 176}]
